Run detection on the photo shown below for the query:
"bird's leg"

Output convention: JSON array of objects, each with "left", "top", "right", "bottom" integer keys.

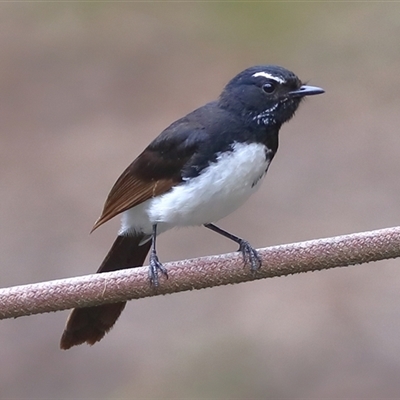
[
  {"left": 148, "top": 224, "right": 168, "bottom": 286},
  {"left": 204, "top": 223, "right": 262, "bottom": 271}
]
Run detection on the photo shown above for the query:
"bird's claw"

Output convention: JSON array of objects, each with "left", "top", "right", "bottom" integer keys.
[
  {"left": 238, "top": 240, "right": 262, "bottom": 271},
  {"left": 149, "top": 250, "right": 168, "bottom": 287}
]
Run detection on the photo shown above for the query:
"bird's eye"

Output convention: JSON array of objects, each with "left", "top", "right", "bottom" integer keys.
[{"left": 262, "top": 80, "right": 277, "bottom": 94}]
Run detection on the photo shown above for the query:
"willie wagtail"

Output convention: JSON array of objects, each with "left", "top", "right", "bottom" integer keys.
[{"left": 60, "top": 65, "right": 324, "bottom": 349}]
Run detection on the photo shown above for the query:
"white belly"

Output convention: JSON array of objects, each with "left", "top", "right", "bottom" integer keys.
[{"left": 120, "top": 142, "right": 270, "bottom": 236}]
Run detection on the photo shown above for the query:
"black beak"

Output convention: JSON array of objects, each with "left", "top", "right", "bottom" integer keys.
[{"left": 289, "top": 85, "right": 325, "bottom": 98}]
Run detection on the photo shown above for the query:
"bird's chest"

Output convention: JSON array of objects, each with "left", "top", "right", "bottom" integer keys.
[
  {"left": 205, "top": 141, "right": 271, "bottom": 195},
  {"left": 148, "top": 141, "right": 272, "bottom": 226}
]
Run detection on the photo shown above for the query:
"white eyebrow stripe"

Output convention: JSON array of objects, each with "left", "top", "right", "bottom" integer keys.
[{"left": 252, "top": 71, "right": 284, "bottom": 83}]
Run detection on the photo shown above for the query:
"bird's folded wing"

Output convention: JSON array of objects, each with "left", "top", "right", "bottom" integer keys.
[{"left": 91, "top": 123, "right": 209, "bottom": 231}]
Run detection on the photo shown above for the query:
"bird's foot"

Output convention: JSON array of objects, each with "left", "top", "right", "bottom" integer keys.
[
  {"left": 149, "top": 250, "right": 168, "bottom": 287},
  {"left": 238, "top": 240, "right": 262, "bottom": 271}
]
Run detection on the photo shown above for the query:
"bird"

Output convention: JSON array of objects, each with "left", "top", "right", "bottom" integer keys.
[{"left": 60, "top": 65, "right": 324, "bottom": 349}]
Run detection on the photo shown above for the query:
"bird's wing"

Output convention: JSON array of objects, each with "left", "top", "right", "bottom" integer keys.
[{"left": 91, "top": 118, "right": 210, "bottom": 231}]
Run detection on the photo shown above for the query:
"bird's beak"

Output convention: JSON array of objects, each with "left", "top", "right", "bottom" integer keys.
[{"left": 289, "top": 85, "right": 325, "bottom": 98}]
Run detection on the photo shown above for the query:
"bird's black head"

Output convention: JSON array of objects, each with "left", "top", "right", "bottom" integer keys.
[{"left": 218, "top": 65, "right": 324, "bottom": 127}]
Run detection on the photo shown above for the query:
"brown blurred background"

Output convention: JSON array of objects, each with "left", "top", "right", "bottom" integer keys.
[{"left": 1, "top": 2, "right": 400, "bottom": 398}]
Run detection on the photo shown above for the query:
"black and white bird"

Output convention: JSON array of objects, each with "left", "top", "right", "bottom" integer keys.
[{"left": 60, "top": 65, "right": 324, "bottom": 349}]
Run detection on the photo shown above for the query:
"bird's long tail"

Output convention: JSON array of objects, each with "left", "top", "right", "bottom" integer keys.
[{"left": 60, "top": 234, "right": 151, "bottom": 350}]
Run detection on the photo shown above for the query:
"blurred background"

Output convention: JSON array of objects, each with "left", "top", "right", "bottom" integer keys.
[{"left": 1, "top": 2, "right": 400, "bottom": 398}]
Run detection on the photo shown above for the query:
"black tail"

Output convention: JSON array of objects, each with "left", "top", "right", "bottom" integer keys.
[{"left": 60, "top": 234, "right": 151, "bottom": 349}]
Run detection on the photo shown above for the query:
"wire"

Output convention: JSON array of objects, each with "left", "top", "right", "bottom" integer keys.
[{"left": 1, "top": 226, "right": 400, "bottom": 320}]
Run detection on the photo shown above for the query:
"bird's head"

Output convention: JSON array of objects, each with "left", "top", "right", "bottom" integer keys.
[{"left": 219, "top": 65, "right": 324, "bottom": 127}]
